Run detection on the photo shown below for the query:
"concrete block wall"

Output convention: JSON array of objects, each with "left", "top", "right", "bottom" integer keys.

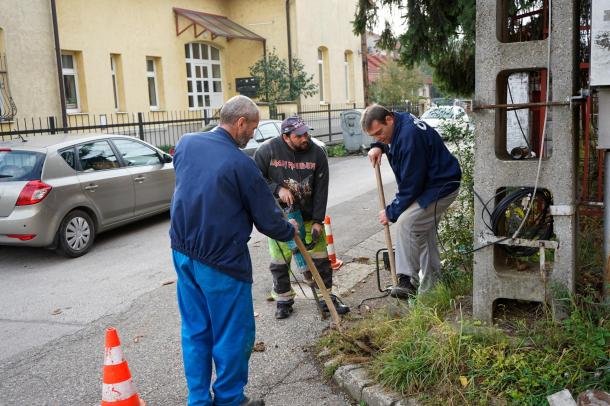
[{"left": 472, "top": 0, "right": 578, "bottom": 322}]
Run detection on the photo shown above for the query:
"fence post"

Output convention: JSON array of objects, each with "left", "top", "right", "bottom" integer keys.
[
  {"left": 203, "top": 109, "right": 209, "bottom": 126},
  {"left": 327, "top": 104, "right": 332, "bottom": 143},
  {"left": 49, "top": 116, "right": 56, "bottom": 135},
  {"left": 137, "top": 112, "right": 145, "bottom": 141}
]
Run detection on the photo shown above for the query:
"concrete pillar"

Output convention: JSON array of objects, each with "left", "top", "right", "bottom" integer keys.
[{"left": 472, "top": 0, "right": 577, "bottom": 323}]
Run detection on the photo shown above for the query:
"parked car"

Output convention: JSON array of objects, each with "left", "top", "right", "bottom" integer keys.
[
  {"left": 245, "top": 119, "right": 327, "bottom": 156},
  {"left": 198, "top": 120, "right": 326, "bottom": 156},
  {"left": 0, "top": 134, "right": 174, "bottom": 257},
  {"left": 420, "top": 106, "right": 471, "bottom": 136}
]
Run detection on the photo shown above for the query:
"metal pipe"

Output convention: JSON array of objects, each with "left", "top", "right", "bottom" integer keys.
[
  {"left": 473, "top": 100, "right": 570, "bottom": 111},
  {"left": 285, "top": 0, "right": 293, "bottom": 79},
  {"left": 603, "top": 151, "right": 610, "bottom": 303},
  {"left": 263, "top": 39, "right": 269, "bottom": 102},
  {"left": 50, "top": 0, "right": 67, "bottom": 130}
]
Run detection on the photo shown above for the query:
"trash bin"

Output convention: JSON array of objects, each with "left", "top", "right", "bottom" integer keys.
[{"left": 340, "top": 110, "right": 365, "bottom": 153}]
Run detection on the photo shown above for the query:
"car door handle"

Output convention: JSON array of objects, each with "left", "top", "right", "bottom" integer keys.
[
  {"left": 84, "top": 184, "right": 99, "bottom": 191},
  {"left": 134, "top": 176, "right": 146, "bottom": 183}
]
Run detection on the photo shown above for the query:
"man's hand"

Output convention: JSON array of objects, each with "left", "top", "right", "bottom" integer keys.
[
  {"left": 289, "top": 219, "right": 299, "bottom": 237},
  {"left": 311, "top": 222, "right": 323, "bottom": 244},
  {"left": 378, "top": 209, "right": 389, "bottom": 226},
  {"left": 368, "top": 147, "right": 383, "bottom": 168},
  {"left": 278, "top": 187, "right": 295, "bottom": 207}
]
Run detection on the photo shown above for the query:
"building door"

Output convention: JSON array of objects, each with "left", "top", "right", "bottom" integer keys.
[{"left": 185, "top": 43, "right": 223, "bottom": 117}]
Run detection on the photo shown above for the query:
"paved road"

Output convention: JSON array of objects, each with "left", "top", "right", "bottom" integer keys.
[{"left": 0, "top": 155, "right": 396, "bottom": 405}]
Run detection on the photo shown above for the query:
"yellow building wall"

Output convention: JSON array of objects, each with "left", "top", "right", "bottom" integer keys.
[
  {"left": 0, "top": 0, "right": 61, "bottom": 119},
  {"left": 55, "top": 0, "right": 363, "bottom": 117},
  {"left": 57, "top": 0, "right": 275, "bottom": 116},
  {"left": 293, "top": 0, "right": 364, "bottom": 106}
]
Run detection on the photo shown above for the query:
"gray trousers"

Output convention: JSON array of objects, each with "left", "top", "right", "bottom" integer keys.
[{"left": 394, "top": 189, "right": 459, "bottom": 293}]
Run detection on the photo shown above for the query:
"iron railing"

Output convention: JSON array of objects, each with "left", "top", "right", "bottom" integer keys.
[
  {"left": 0, "top": 53, "right": 17, "bottom": 121},
  {"left": 0, "top": 110, "right": 219, "bottom": 148},
  {"left": 0, "top": 103, "right": 415, "bottom": 147}
]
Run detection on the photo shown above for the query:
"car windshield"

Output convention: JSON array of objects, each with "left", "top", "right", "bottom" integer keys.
[
  {"left": 422, "top": 108, "right": 454, "bottom": 119},
  {"left": 0, "top": 150, "right": 45, "bottom": 182}
]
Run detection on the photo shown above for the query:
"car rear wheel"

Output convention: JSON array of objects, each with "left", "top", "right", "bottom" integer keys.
[{"left": 56, "top": 210, "right": 95, "bottom": 258}]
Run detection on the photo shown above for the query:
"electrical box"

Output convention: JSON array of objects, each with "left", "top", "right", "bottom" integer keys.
[
  {"left": 235, "top": 77, "right": 258, "bottom": 97},
  {"left": 590, "top": 0, "right": 610, "bottom": 87},
  {"left": 340, "top": 110, "right": 364, "bottom": 153},
  {"left": 597, "top": 89, "right": 610, "bottom": 149}
]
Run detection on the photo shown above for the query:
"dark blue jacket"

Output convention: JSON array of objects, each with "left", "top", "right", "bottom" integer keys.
[
  {"left": 170, "top": 128, "right": 294, "bottom": 283},
  {"left": 374, "top": 112, "right": 461, "bottom": 223}
]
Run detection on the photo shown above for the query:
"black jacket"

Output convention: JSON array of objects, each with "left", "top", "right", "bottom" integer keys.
[{"left": 254, "top": 136, "right": 329, "bottom": 223}]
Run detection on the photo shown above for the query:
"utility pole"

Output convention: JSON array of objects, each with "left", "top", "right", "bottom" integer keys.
[{"left": 360, "top": 32, "right": 369, "bottom": 106}]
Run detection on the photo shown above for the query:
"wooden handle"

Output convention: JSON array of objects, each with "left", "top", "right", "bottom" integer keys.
[
  {"left": 374, "top": 162, "right": 398, "bottom": 286},
  {"left": 294, "top": 234, "right": 342, "bottom": 329}
]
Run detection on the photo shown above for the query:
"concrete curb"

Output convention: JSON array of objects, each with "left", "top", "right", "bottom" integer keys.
[{"left": 333, "top": 365, "right": 421, "bottom": 406}]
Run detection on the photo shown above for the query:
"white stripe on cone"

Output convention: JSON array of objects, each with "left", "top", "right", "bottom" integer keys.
[
  {"left": 102, "top": 379, "right": 137, "bottom": 402},
  {"left": 327, "top": 243, "right": 336, "bottom": 256},
  {"left": 104, "top": 346, "right": 125, "bottom": 365}
]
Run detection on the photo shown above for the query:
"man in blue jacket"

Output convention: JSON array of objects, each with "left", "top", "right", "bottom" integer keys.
[
  {"left": 361, "top": 104, "right": 461, "bottom": 299},
  {"left": 170, "top": 95, "right": 296, "bottom": 406}
]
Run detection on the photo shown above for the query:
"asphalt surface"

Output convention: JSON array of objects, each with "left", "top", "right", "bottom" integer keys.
[{"left": 0, "top": 155, "right": 397, "bottom": 405}]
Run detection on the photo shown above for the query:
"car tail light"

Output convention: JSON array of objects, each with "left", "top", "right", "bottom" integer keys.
[
  {"left": 0, "top": 148, "right": 12, "bottom": 152},
  {"left": 16, "top": 180, "right": 52, "bottom": 206},
  {"left": 7, "top": 234, "right": 36, "bottom": 241}
]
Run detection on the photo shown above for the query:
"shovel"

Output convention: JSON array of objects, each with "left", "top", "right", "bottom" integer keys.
[{"left": 374, "top": 161, "right": 398, "bottom": 287}]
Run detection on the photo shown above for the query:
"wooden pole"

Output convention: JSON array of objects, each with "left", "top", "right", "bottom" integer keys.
[
  {"left": 293, "top": 234, "right": 342, "bottom": 329},
  {"left": 374, "top": 162, "right": 398, "bottom": 286}
]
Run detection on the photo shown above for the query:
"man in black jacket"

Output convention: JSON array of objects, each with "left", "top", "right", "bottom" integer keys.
[{"left": 254, "top": 116, "right": 350, "bottom": 319}]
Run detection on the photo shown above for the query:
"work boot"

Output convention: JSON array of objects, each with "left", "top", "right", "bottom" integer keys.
[
  {"left": 240, "top": 396, "right": 265, "bottom": 406},
  {"left": 275, "top": 299, "right": 294, "bottom": 319},
  {"left": 319, "top": 294, "right": 351, "bottom": 315},
  {"left": 390, "top": 275, "right": 416, "bottom": 300}
]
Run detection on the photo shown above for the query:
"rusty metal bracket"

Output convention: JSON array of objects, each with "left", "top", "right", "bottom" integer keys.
[{"left": 473, "top": 101, "right": 570, "bottom": 111}]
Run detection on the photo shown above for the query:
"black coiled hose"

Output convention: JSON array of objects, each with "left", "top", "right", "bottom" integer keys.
[{"left": 490, "top": 187, "right": 554, "bottom": 257}]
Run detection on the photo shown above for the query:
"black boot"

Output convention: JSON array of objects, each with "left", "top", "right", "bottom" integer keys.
[
  {"left": 390, "top": 275, "right": 416, "bottom": 300},
  {"left": 240, "top": 396, "right": 265, "bottom": 406},
  {"left": 319, "top": 294, "right": 350, "bottom": 315},
  {"left": 275, "top": 299, "right": 294, "bottom": 319}
]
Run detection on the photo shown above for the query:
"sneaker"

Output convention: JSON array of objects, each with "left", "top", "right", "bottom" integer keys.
[
  {"left": 240, "top": 396, "right": 265, "bottom": 406},
  {"left": 390, "top": 275, "right": 416, "bottom": 300},
  {"left": 319, "top": 294, "right": 351, "bottom": 315},
  {"left": 275, "top": 300, "right": 294, "bottom": 319}
]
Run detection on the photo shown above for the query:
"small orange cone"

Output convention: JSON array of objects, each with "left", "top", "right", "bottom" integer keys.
[
  {"left": 324, "top": 216, "right": 343, "bottom": 270},
  {"left": 101, "top": 328, "right": 146, "bottom": 406}
]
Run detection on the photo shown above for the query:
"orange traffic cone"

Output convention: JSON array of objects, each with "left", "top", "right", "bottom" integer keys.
[
  {"left": 101, "top": 328, "right": 146, "bottom": 406},
  {"left": 324, "top": 216, "right": 343, "bottom": 270}
]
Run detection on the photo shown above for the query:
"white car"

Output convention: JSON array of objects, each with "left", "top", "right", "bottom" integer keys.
[
  {"left": 240, "top": 120, "right": 327, "bottom": 156},
  {"left": 420, "top": 106, "right": 471, "bottom": 136}
]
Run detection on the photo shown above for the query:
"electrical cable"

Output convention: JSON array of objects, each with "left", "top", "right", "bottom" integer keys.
[{"left": 511, "top": 0, "right": 552, "bottom": 240}]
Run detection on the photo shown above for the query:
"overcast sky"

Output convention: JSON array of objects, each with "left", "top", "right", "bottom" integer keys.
[{"left": 374, "top": 4, "right": 407, "bottom": 34}]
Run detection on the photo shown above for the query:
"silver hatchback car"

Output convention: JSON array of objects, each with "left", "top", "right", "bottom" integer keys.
[{"left": 0, "top": 134, "right": 174, "bottom": 257}]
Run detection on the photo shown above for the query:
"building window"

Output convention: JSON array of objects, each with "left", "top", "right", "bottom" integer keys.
[
  {"left": 61, "top": 54, "right": 80, "bottom": 112},
  {"left": 146, "top": 58, "right": 159, "bottom": 110},
  {"left": 110, "top": 55, "right": 119, "bottom": 110},
  {"left": 317, "top": 48, "right": 324, "bottom": 102},
  {"left": 185, "top": 43, "right": 223, "bottom": 111}
]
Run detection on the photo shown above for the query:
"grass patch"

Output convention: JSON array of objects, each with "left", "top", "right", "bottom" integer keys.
[
  {"left": 327, "top": 144, "right": 348, "bottom": 157},
  {"left": 318, "top": 280, "right": 610, "bottom": 405}
]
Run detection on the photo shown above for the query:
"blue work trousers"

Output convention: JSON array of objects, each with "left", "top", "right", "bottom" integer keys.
[{"left": 173, "top": 250, "right": 255, "bottom": 406}]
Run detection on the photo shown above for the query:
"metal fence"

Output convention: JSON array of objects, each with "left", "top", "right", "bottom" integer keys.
[
  {"left": 0, "top": 103, "right": 414, "bottom": 147},
  {"left": 289, "top": 103, "right": 412, "bottom": 144},
  {"left": 0, "top": 110, "right": 218, "bottom": 148}
]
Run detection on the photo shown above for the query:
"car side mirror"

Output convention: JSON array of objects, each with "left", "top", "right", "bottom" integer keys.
[{"left": 163, "top": 153, "right": 173, "bottom": 163}]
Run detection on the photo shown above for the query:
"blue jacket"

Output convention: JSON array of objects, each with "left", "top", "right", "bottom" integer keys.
[
  {"left": 170, "top": 128, "right": 294, "bottom": 283},
  {"left": 374, "top": 112, "right": 461, "bottom": 223}
]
